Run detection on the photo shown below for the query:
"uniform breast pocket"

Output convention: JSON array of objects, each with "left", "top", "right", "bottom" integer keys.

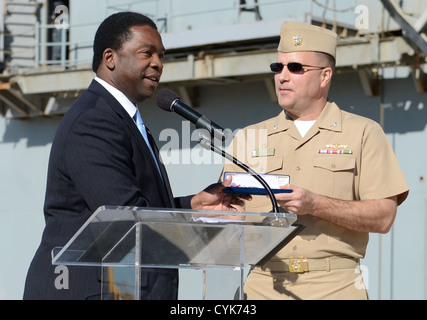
[
  {"left": 256, "top": 157, "right": 283, "bottom": 174},
  {"left": 313, "top": 155, "right": 356, "bottom": 199}
]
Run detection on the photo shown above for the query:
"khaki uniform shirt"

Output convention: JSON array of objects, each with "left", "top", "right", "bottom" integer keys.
[{"left": 223, "top": 102, "right": 409, "bottom": 299}]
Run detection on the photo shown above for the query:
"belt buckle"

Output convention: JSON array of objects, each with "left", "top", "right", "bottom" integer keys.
[{"left": 289, "top": 259, "right": 308, "bottom": 273}]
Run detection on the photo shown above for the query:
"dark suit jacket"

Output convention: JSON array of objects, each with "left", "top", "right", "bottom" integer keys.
[{"left": 23, "top": 80, "right": 191, "bottom": 300}]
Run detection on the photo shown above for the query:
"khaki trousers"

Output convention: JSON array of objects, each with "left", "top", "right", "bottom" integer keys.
[{"left": 244, "top": 265, "right": 368, "bottom": 300}]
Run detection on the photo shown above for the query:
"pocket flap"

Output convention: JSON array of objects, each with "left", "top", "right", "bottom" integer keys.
[
  {"left": 249, "top": 157, "right": 283, "bottom": 174},
  {"left": 314, "top": 154, "right": 355, "bottom": 172},
  {"left": 265, "top": 157, "right": 283, "bottom": 173}
]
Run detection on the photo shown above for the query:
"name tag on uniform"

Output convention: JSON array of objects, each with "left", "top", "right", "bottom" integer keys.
[{"left": 252, "top": 148, "right": 275, "bottom": 157}]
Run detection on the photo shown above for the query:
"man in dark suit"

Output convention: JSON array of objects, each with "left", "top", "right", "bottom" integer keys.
[{"left": 23, "top": 12, "right": 244, "bottom": 300}]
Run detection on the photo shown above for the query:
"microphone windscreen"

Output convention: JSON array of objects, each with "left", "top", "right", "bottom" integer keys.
[{"left": 156, "top": 88, "right": 179, "bottom": 112}]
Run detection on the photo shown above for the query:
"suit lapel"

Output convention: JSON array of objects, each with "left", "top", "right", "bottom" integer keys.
[
  {"left": 127, "top": 116, "right": 175, "bottom": 208},
  {"left": 146, "top": 127, "right": 176, "bottom": 208}
]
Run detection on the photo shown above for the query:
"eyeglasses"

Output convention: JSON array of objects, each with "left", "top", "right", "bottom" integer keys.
[{"left": 270, "top": 62, "right": 326, "bottom": 73}]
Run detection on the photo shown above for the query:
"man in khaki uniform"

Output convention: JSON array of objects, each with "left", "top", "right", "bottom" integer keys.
[{"left": 223, "top": 21, "right": 409, "bottom": 300}]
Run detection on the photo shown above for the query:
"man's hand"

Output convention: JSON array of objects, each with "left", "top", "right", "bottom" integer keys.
[
  {"left": 274, "top": 184, "right": 398, "bottom": 233},
  {"left": 274, "top": 184, "right": 318, "bottom": 215},
  {"left": 190, "top": 177, "right": 252, "bottom": 214}
]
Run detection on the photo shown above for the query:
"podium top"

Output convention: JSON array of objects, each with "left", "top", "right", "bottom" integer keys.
[{"left": 52, "top": 206, "right": 301, "bottom": 268}]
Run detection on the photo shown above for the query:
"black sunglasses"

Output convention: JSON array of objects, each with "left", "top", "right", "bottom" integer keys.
[{"left": 270, "top": 62, "right": 326, "bottom": 73}]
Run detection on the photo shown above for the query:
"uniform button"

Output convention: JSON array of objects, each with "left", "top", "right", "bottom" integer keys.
[
  {"left": 331, "top": 164, "right": 336, "bottom": 169},
  {"left": 296, "top": 166, "right": 301, "bottom": 171}
]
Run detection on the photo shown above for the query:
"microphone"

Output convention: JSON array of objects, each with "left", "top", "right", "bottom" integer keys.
[
  {"left": 156, "top": 88, "right": 280, "bottom": 215},
  {"left": 156, "top": 88, "right": 229, "bottom": 141}
]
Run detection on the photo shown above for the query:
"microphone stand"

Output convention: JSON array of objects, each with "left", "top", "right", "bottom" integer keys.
[{"left": 198, "top": 135, "right": 280, "bottom": 216}]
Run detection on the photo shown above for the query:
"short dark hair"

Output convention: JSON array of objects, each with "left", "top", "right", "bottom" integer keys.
[
  {"left": 314, "top": 51, "right": 336, "bottom": 73},
  {"left": 92, "top": 12, "right": 158, "bottom": 72}
]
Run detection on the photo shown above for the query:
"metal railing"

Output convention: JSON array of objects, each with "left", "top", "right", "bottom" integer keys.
[
  {"left": 32, "top": 0, "right": 299, "bottom": 71},
  {"left": 31, "top": 0, "right": 362, "bottom": 71},
  {"left": 35, "top": 22, "right": 92, "bottom": 70}
]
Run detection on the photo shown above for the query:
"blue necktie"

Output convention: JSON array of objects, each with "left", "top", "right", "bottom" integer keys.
[
  {"left": 133, "top": 110, "right": 162, "bottom": 176},
  {"left": 133, "top": 109, "right": 150, "bottom": 144}
]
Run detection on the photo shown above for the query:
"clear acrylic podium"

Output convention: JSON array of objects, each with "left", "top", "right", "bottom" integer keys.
[{"left": 52, "top": 206, "right": 303, "bottom": 300}]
